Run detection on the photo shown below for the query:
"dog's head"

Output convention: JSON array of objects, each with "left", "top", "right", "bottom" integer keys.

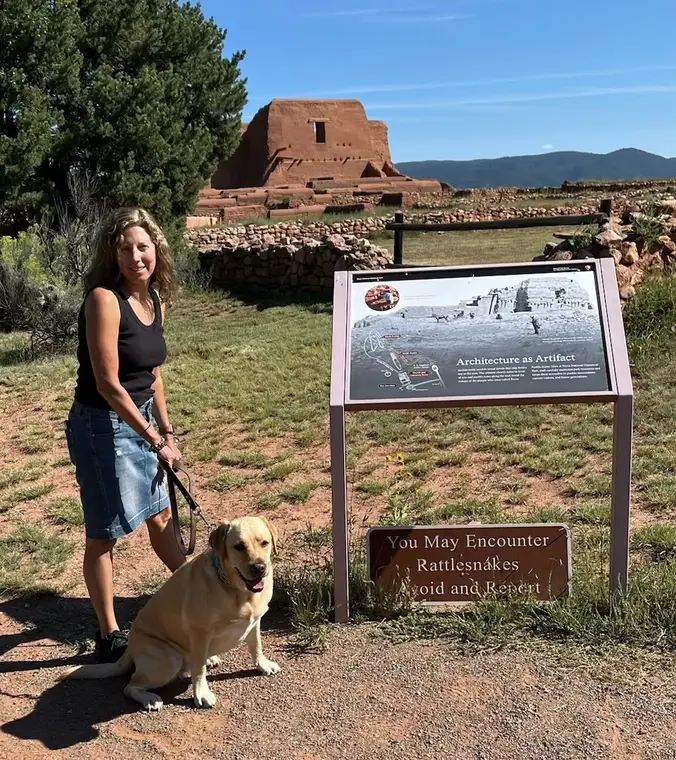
[{"left": 208, "top": 517, "right": 278, "bottom": 594}]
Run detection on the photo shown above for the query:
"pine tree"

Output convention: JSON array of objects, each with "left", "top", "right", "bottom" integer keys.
[{"left": 0, "top": 0, "right": 247, "bottom": 230}]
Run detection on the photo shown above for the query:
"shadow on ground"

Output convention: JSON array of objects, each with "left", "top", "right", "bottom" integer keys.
[
  {"left": 210, "top": 282, "right": 333, "bottom": 313},
  {"left": 0, "top": 591, "right": 290, "bottom": 749},
  {"left": 1, "top": 667, "right": 260, "bottom": 750}
]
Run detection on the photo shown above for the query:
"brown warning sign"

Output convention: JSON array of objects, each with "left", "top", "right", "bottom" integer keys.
[{"left": 367, "top": 523, "right": 571, "bottom": 604}]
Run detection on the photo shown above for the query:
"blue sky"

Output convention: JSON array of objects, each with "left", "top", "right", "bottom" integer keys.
[{"left": 200, "top": 0, "right": 676, "bottom": 163}]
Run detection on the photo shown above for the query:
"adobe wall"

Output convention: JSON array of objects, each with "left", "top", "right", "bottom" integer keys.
[{"left": 211, "top": 99, "right": 403, "bottom": 189}]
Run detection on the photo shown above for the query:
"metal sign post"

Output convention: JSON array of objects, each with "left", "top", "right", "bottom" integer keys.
[{"left": 329, "top": 258, "right": 633, "bottom": 623}]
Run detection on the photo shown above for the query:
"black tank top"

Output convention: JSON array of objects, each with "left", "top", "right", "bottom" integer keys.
[{"left": 74, "top": 286, "right": 167, "bottom": 409}]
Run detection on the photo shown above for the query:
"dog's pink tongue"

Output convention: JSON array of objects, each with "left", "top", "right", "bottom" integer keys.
[{"left": 253, "top": 579, "right": 265, "bottom": 590}]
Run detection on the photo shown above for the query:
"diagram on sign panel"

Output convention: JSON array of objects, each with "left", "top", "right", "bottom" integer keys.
[{"left": 362, "top": 331, "right": 446, "bottom": 392}]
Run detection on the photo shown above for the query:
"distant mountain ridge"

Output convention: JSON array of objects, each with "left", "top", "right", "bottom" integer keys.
[{"left": 397, "top": 148, "right": 676, "bottom": 189}]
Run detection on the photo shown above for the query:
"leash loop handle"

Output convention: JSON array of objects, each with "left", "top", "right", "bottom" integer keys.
[{"left": 161, "top": 461, "right": 199, "bottom": 556}]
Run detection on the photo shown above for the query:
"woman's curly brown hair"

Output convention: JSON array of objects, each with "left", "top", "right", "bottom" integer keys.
[{"left": 84, "top": 207, "right": 177, "bottom": 303}]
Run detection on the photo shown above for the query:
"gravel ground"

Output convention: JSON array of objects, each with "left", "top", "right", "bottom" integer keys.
[{"left": 2, "top": 616, "right": 676, "bottom": 760}]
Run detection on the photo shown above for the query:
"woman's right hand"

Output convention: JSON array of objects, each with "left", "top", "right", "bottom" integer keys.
[{"left": 158, "top": 438, "right": 182, "bottom": 470}]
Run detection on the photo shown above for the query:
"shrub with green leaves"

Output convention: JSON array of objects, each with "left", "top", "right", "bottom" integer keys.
[
  {"left": 634, "top": 204, "right": 667, "bottom": 247},
  {"left": 624, "top": 273, "right": 676, "bottom": 364}
]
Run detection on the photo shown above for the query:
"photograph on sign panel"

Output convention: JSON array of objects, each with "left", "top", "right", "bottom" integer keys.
[{"left": 348, "top": 266, "right": 610, "bottom": 401}]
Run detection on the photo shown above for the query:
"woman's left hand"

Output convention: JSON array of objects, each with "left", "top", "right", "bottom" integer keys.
[{"left": 166, "top": 437, "right": 182, "bottom": 467}]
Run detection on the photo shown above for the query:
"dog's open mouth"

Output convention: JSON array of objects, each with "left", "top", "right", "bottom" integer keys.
[{"left": 237, "top": 570, "right": 265, "bottom": 593}]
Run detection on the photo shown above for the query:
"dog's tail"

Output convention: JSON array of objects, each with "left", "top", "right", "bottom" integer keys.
[{"left": 57, "top": 651, "right": 133, "bottom": 681}]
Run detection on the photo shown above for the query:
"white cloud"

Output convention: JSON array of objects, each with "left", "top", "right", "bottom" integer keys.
[
  {"left": 542, "top": 144, "right": 554, "bottom": 150},
  {"left": 301, "top": 5, "right": 431, "bottom": 18},
  {"left": 305, "top": 64, "right": 676, "bottom": 98},
  {"left": 377, "top": 13, "right": 469, "bottom": 22},
  {"left": 300, "top": 6, "right": 468, "bottom": 22},
  {"left": 367, "top": 84, "right": 676, "bottom": 111}
]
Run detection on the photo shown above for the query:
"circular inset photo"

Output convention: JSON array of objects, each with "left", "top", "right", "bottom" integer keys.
[{"left": 365, "top": 284, "right": 400, "bottom": 312}]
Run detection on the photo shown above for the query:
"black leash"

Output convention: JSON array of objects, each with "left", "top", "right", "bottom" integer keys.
[{"left": 160, "top": 462, "right": 213, "bottom": 556}]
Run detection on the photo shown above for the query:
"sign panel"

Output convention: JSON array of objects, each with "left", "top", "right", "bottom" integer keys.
[
  {"left": 347, "top": 261, "right": 611, "bottom": 402},
  {"left": 367, "top": 524, "right": 571, "bottom": 604}
]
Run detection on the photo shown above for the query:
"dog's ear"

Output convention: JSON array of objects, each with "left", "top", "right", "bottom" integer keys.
[
  {"left": 209, "top": 522, "right": 230, "bottom": 555},
  {"left": 260, "top": 517, "right": 279, "bottom": 555}
]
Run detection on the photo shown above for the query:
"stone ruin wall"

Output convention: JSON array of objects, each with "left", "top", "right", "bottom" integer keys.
[
  {"left": 186, "top": 203, "right": 601, "bottom": 249},
  {"left": 536, "top": 197, "right": 676, "bottom": 305},
  {"left": 199, "top": 234, "right": 392, "bottom": 295},
  {"left": 192, "top": 196, "right": 676, "bottom": 300}
]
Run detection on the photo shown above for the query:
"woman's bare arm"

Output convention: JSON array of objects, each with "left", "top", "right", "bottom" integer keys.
[{"left": 85, "top": 288, "right": 164, "bottom": 446}]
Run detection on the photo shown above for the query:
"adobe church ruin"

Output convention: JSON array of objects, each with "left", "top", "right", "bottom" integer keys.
[
  {"left": 193, "top": 99, "right": 444, "bottom": 222},
  {"left": 212, "top": 99, "right": 402, "bottom": 188}
]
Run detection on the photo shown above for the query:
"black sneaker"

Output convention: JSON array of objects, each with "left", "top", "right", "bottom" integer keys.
[{"left": 94, "top": 629, "right": 128, "bottom": 663}]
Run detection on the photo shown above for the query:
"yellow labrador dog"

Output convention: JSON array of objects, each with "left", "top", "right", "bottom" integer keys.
[{"left": 58, "top": 517, "right": 280, "bottom": 711}]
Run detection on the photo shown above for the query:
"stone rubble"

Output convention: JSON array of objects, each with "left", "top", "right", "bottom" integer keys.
[{"left": 535, "top": 197, "right": 676, "bottom": 303}]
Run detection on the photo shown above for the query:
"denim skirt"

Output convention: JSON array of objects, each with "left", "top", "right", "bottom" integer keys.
[{"left": 65, "top": 399, "right": 169, "bottom": 539}]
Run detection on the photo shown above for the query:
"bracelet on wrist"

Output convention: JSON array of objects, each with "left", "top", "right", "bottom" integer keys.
[{"left": 149, "top": 436, "right": 168, "bottom": 454}]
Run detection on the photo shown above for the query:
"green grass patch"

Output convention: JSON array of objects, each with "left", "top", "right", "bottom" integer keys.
[
  {"left": 256, "top": 492, "right": 283, "bottom": 511},
  {"left": 278, "top": 481, "right": 321, "bottom": 504},
  {"left": 567, "top": 473, "right": 612, "bottom": 498},
  {"left": 437, "top": 498, "right": 506, "bottom": 523},
  {"left": 46, "top": 496, "right": 83, "bottom": 526},
  {"left": 0, "top": 459, "right": 49, "bottom": 491},
  {"left": 434, "top": 450, "right": 469, "bottom": 467},
  {"left": 50, "top": 455, "right": 73, "bottom": 468},
  {"left": 624, "top": 274, "right": 676, "bottom": 370},
  {"left": 356, "top": 478, "right": 390, "bottom": 495},
  {"left": 18, "top": 426, "right": 53, "bottom": 455},
  {"left": 261, "top": 459, "right": 303, "bottom": 482},
  {"left": 631, "top": 524, "right": 676, "bottom": 560},
  {"left": 206, "top": 471, "right": 253, "bottom": 492},
  {"left": 640, "top": 475, "right": 676, "bottom": 513},
  {"left": 0, "top": 482, "right": 55, "bottom": 512},
  {"left": 218, "top": 450, "right": 274, "bottom": 468},
  {"left": 0, "top": 523, "right": 73, "bottom": 593},
  {"left": 378, "top": 481, "right": 435, "bottom": 526}
]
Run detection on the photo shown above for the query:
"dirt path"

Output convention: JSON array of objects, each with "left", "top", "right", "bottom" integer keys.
[
  {"left": 2, "top": 366, "right": 676, "bottom": 759},
  {"left": 2, "top": 609, "right": 676, "bottom": 760}
]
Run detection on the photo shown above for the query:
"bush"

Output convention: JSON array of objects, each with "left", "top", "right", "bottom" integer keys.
[
  {"left": 634, "top": 204, "right": 667, "bottom": 247},
  {"left": 569, "top": 224, "right": 600, "bottom": 254},
  {"left": 624, "top": 274, "right": 676, "bottom": 342},
  {"left": 26, "top": 283, "right": 80, "bottom": 358},
  {"left": 0, "top": 220, "right": 81, "bottom": 355},
  {"left": 0, "top": 259, "right": 39, "bottom": 332},
  {"left": 36, "top": 167, "right": 107, "bottom": 285},
  {"left": 624, "top": 273, "right": 676, "bottom": 369},
  {"left": 167, "top": 226, "right": 211, "bottom": 291}
]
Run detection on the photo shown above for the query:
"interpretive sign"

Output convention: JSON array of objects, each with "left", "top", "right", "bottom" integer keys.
[
  {"left": 348, "top": 262, "right": 611, "bottom": 402},
  {"left": 367, "top": 524, "right": 571, "bottom": 604},
  {"left": 329, "top": 258, "right": 633, "bottom": 624}
]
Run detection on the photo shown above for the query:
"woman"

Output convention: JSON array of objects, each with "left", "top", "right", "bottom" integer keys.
[{"left": 65, "top": 207, "right": 185, "bottom": 663}]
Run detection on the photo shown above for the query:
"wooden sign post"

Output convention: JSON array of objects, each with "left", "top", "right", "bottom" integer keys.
[{"left": 329, "top": 259, "right": 633, "bottom": 622}]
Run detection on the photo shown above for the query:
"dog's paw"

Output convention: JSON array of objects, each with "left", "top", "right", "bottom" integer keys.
[
  {"left": 144, "top": 696, "right": 164, "bottom": 712},
  {"left": 125, "top": 686, "right": 163, "bottom": 711},
  {"left": 257, "top": 657, "right": 281, "bottom": 676},
  {"left": 206, "top": 655, "right": 222, "bottom": 669},
  {"left": 193, "top": 682, "right": 217, "bottom": 709}
]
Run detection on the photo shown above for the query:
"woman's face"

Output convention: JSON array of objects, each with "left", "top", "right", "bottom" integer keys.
[{"left": 117, "top": 225, "right": 157, "bottom": 288}]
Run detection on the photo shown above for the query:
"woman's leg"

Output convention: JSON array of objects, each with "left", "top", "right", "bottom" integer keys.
[
  {"left": 146, "top": 507, "right": 186, "bottom": 573},
  {"left": 83, "top": 536, "right": 119, "bottom": 635}
]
